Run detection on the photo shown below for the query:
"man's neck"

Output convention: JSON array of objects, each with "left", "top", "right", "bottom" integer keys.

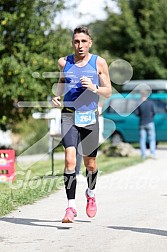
[{"left": 74, "top": 53, "right": 91, "bottom": 65}]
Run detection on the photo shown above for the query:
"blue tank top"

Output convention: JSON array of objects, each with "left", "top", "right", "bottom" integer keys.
[{"left": 63, "top": 54, "right": 99, "bottom": 111}]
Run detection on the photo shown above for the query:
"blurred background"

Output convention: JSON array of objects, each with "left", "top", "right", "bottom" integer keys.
[{"left": 0, "top": 0, "right": 167, "bottom": 155}]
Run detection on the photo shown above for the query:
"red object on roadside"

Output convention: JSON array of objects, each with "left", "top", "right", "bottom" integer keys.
[{"left": 0, "top": 149, "right": 15, "bottom": 182}]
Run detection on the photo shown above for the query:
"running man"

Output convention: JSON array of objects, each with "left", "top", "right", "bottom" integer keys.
[{"left": 52, "top": 26, "right": 112, "bottom": 223}]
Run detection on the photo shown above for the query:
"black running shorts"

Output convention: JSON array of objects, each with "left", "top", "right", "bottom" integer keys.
[{"left": 61, "top": 109, "right": 99, "bottom": 157}]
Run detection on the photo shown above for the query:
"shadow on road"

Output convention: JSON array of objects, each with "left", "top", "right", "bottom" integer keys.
[
  {"left": 0, "top": 217, "right": 91, "bottom": 228},
  {"left": 107, "top": 226, "right": 167, "bottom": 237},
  {"left": 0, "top": 217, "right": 71, "bottom": 230}
]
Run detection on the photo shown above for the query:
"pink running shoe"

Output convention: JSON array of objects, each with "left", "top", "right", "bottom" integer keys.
[
  {"left": 62, "top": 207, "right": 77, "bottom": 223},
  {"left": 85, "top": 190, "right": 97, "bottom": 218}
]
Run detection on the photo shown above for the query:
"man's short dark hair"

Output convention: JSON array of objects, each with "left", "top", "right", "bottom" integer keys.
[{"left": 73, "top": 26, "right": 92, "bottom": 39}]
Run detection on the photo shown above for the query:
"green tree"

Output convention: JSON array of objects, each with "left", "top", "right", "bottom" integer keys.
[
  {"left": 90, "top": 0, "right": 167, "bottom": 80},
  {"left": 0, "top": 0, "right": 72, "bottom": 130}
]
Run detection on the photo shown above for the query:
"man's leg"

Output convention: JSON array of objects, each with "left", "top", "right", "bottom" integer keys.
[
  {"left": 64, "top": 147, "right": 77, "bottom": 205},
  {"left": 75, "top": 151, "right": 83, "bottom": 175},
  {"left": 80, "top": 114, "right": 99, "bottom": 218},
  {"left": 148, "top": 122, "right": 156, "bottom": 157},
  {"left": 140, "top": 126, "right": 147, "bottom": 158},
  {"left": 62, "top": 146, "right": 77, "bottom": 223},
  {"left": 84, "top": 156, "right": 98, "bottom": 194},
  {"left": 84, "top": 156, "right": 98, "bottom": 218},
  {"left": 61, "top": 113, "right": 78, "bottom": 223}
]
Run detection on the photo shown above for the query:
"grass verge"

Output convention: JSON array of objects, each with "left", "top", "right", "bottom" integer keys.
[{"left": 0, "top": 154, "right": 142, "bottom": 216}]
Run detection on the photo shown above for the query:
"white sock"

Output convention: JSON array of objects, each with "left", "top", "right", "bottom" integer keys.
[
  {"left": 68, "top": 199, "right": 76, "bottom": 209},
  {"left": 87, "top": 188, "right": 95, "bottom": 198}
]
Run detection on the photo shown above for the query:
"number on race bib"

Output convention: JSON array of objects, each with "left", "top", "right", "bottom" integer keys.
[{"left": 75, "top": 111, "right": 96, "bottom": 127}]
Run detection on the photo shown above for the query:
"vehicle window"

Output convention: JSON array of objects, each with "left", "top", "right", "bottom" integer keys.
[
  {"left": 107, "top": 99, "right": 127, "bottom": 114},
  {"left": 153, "top": 100, "right": 167, "bottom": 113}
]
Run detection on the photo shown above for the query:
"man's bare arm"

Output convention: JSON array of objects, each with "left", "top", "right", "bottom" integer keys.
[
  {"left": 52, "top": 57, "right": 66, "bottom": 106},
  {"left": 97, "top": 57, "right": 112, "bottom": 98}
]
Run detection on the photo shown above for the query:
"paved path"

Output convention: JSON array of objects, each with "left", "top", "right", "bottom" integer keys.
[{"left": 0, "top": 148, "right": 167, "bottom": 252}]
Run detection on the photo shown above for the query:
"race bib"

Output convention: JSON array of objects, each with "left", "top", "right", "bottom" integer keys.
[{"left": 75, "top": 110, "right": 96, "bottom": 127}]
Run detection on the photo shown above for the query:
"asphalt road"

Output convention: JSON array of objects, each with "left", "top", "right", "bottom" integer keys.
[{"left": 0, "top": 147, "right": 167, "bottom": 252}]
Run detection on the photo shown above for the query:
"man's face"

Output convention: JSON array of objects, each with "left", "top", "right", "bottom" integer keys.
[{"left": 72, "top": 32, "right": 92, "bottom": 57}]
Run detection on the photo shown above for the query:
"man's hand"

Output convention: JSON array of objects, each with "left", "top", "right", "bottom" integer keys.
[
  {"left": 80, "top": 76, "right": 95, "bottom": 91},
  {"left": 52, "top": 96, "right": 62, "bottom": 106}
]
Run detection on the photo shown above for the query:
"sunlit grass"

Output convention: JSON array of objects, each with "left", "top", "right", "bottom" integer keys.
[{"left": 0, "top": 154, "right": 142, "bottom": 216}]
